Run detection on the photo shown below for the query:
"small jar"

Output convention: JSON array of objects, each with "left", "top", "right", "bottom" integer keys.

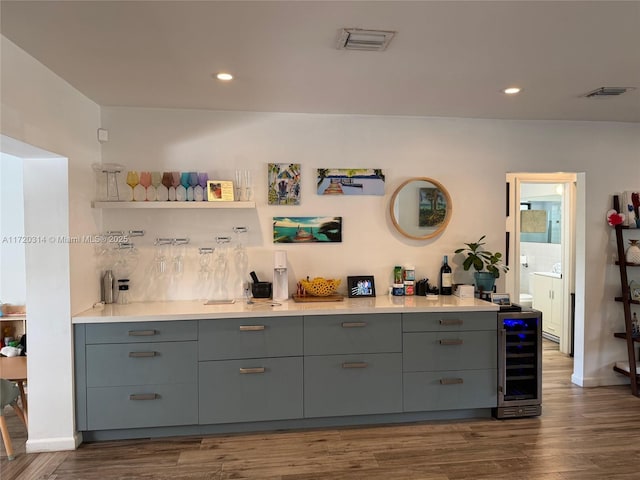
[
  {"left": 404, "top": 280, "right": 414, "bottom": 296},
  {"left": 393, "top": 266, "right": 403, "bottom": 284},
  {"left": 403, "top": 265, "right": 415, "bottom": 282},
  {"left": 392, "top": 283, "right": 405, "bottom": 296}
]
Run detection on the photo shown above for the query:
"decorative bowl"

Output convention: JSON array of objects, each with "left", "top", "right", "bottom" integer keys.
[{"left": 300, "top": 277, "right": 341, "bottom": 296}]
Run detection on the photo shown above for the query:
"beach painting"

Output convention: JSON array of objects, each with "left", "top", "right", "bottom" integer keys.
[
  {"left": 317, "top": 169, "right": 385, "bottom": 196},
  {"left": 273, "top": 216, "right": 342, "bottom": 243},
  {"left": 268, "top": 163, "right": 301, "bottom": 205}
]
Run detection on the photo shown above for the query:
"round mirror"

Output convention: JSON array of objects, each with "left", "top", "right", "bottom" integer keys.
[{"left": 390, "top": 177, "right": 452, "bottom": 240}]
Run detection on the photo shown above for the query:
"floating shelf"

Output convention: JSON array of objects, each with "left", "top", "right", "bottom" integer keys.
[
  {"left": 92, "top": 201, "right": 256, "bottom": 209},
  {"left": 614, "top": 332, "right": 640, "bottom": 342}
]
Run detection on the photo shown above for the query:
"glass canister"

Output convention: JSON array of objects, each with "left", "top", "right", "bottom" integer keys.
[{"left": 403, "top": 265, "right": 415, "bottom": 282}]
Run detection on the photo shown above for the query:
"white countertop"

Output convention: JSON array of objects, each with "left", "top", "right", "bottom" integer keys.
[{"left": 73, "top": 295, "right": 498, "bottom": 323}]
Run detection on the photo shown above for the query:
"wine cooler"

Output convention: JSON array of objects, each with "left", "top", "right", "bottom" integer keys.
[{"left": 493, "top": 309, "right": 542, "bottom": 419}]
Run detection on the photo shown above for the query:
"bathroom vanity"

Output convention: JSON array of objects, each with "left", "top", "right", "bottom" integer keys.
[{"left": 73, "top": 296, "right": 499, "bottom": 442}]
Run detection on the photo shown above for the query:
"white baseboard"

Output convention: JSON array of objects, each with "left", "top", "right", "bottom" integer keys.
[
  {"left": 571, "top": 373, "right": 629, "bottom": 388},
  {"left": 26, "top": 432, "right": 82, "bottom": 453}
]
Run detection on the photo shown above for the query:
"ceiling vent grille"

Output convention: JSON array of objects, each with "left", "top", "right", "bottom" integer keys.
[
  {"left": 336, "top": 28, "right": 396, "bottom": 51},
  {"left": 582, "top": 87, "right": 635, "bottom": 98}
]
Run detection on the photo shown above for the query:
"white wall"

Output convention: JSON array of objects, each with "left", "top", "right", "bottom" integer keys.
[
  {"left": 0, "top": 37, "right": 101, "bottom": 451},
  {"left": 0, "top": 152, "right": 27, "bottom": 304},
  {"left": 101, "top": 107, "right": 640, "bottom": 390}
]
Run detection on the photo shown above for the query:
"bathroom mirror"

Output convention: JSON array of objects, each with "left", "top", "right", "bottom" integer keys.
[{"left": 390, "top": 177, "right": 452, "bottom": 240}]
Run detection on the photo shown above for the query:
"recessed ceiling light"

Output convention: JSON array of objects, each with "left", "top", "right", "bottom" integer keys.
[
  {"left": 216, "top": 73, "right": 233, "bottom": 81},
  {"left": 503, "top": 87, "right": 522, "bottom": 95}
]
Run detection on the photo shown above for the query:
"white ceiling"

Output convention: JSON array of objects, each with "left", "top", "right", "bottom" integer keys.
[{"left": 2, "top": 1, "right": 639, "bottom": 122}]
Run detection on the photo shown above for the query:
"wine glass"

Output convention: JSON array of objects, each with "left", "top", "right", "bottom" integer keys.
[
  {"left": 126, "top": 171, "right": 139, "bottom": 201},
  {"left": 169, "top": 171, "right": 180, "bottom": 201},
  {"left": 197, "top": 172, "right": 209, "bottom": 202},
  {"left": 177, "top": 172, "right": 189, "bottom": 201},
  {"left": 234, "top": 170, "right": 243, "bottom": 201},
  {"left": 187, "top": 172, "right": 198, "bottom": 201},
  {"left": 159, "top": 172, "right": 172, "bottom": 201},
  {"left": 149, "top": 172, "right": 161, "bottom": 201},
  {"left": 138, "top": 171, "right": 151, "bottom": 202}
]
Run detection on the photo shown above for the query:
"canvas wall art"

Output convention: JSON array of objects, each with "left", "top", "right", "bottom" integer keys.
[
  {"left": 268, "top": 163, "right": 301, "bottom": 205},
  {"left": 273, "top": 216, "right": 342, "bottom": 243},
  {"left": 317, "top": 169, "right": 385, "bottom": 195}
]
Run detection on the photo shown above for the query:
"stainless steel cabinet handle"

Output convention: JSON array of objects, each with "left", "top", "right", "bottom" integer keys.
[
  {"left": 342, "top": 362, "right": 368, "bottom": 369},
  {"left": 239, "top": 325, "right": 266, "bottom": 331},
  {"left": 439, "top": 339, "right": 463, "bottom": 345},
  {"left": 439, "top": 319, "right": 463, "bottom": 326},
  {"left": 129, "top": 393, "right": 158, "bottom": 401},
  {"left": 439, "top": 378, "right": 464, "bottom": 385},
  {"left": 342, "top": 322, "right": 367, "bottom": 328},
  {"left": 129, "top": 351, "right": 157, "bottom": 358},
  {"left": 128, "top": 329, "right": 157, "bottom": 336},
  {"left": 239, "top": 367, "right": 266, "bottom": 374}
]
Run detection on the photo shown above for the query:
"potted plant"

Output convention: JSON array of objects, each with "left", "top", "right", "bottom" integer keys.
[{"left": 455, "top": 235, "right": 509, "bottom": 293}]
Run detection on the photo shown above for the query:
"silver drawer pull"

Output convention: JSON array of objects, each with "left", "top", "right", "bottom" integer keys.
[
  {"left": 439, "top": 319, "right": 463, "bottom": 326},
  {"left": 239, "top": 367, "right": 266, "bottom": 374},
  {"left": 440, "top": 378, "right": 464, "bottom": 385},
  {"left": 128, "top": 329, "right": 157, "bottom": 336},
  {"left": 342, "top": 362, "right": 368, "bottom": 369},
  {"left": 439, "top": 339, "right": 463, "bottom": 345},
  {"left": 239, "top": 325, "right": 266, "bottom": 331},
  {"left": 129, "top": 393, "right": 158, "bottom": 401},
  {"left": 342, "top": 322, "right": 367, "bottom": 328},
  {"left": 129, "top": 351, "right": 157, "bottom": 358}
]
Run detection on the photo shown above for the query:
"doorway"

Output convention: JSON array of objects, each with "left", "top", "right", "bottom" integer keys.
[{"left": 506, "top": 173, "right": 577, "bottom": 358}]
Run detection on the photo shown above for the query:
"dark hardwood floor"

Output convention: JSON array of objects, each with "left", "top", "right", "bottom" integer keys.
[{"left": 2, "top": 341, "right": 640, "bottom": 479}]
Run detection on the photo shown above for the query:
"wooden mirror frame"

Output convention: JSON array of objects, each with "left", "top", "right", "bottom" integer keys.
[{"left": 389, "top": 177, "right": 452, "bottom": 240}]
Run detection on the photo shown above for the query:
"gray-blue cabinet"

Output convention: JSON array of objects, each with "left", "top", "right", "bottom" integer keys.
[
  {"left": 74, "top": 309, "right": 498, "bottom": 440},
  {"left": 401, "top": 311, "right": 498, "bottom": 413}
]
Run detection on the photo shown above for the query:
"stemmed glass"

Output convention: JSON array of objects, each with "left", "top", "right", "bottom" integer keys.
[
  {"left": 138, "top": 172, "right": 151, "bottom": 202},
  {"left": 234, "top": 170, "right": 243, "bottom": 201},
  {"left": 187, "top": 172, "right": 198, "bottom": 201},
  {"left": 159, "top": 172, "right": 172, "bottom": 201},
  {"left": 169, "top": 172, "right": 180, "bottom": 201},
  {"left": 197, "top": 172, "right": 208, "bottom": 201},
  {"left": 243, "top": 170, "right": 252, "bottom": 201},
  {"left": 126, "top": 171, "right": 139, "bottom": 201},
  {"left": 149, "top": 172, "right": 162, "bottom": 201},
  {"left": 177, "top": 172, "right": 189, "bottom": 201}
]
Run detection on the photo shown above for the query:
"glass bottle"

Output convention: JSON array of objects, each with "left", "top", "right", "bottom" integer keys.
[{"left": 439, "top": 255, "right": 453, "bottom": 295}]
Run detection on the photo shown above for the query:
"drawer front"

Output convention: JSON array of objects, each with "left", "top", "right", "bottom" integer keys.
[
  {"left": 403, "top": 312, "right": 496, "bottom": 332},
  {"left": 304, "top": 314, "right": 401, "bottom": 355},
  {"left": 199, "top": 316, "right": 303, "bottom": 361},
  {"left": 86, "top": 321, "right": 197, "bottom": 344},
  {"left": 87, "top": 383, "right": 198, "bottom": 430},
  {"left": 403, "top": 369, "right": 497, "bottom": 412},
  {"left": 304, "top": 353, "right": 402, "bottom": 418},
  {"left": 199, "top": 357, "right": 303, "bottom": 424},
  {"left": 86, "top": 341, "right": 197, "bottom": 387},
  {"left": 403, "top": 331, "right": 497, "bottom": 372}
]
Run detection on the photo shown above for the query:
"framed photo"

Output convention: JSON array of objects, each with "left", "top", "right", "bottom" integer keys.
[
  {"left": 490, "top": 292, "right": 511, "bottom": 306},
  {"left": 347, "top": 275, "right": 376, "bottom": 298},
  {"left": 207, "top": 180, "right": 234, "bottom": 201}
]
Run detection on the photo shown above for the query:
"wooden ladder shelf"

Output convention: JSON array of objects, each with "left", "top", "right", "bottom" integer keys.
[{"left": 611, "top": 195, "right": 640, "bottom": 397}]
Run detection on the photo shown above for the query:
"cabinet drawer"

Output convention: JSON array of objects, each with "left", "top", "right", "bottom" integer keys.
[
  {"left": 304, "top": 353, "right": 402, "bottom": 418},
  {"left": 85, "top": 321, "right": 197, "bottom": 344},
  {"left": 403, "top": 331, "right": 497, "bottom": 372},
  {"left": 199, "top": 316, "right": 302, "bottom": 361},
  {"left": 87, "top": 383, "right": 198, "bottom": 430},
  {"left": 86, "top": 341, "right": 197, "bottom": 387},
  {"left": 403, "top": 369, "right": 497, "bottom": 412},
  {"left": 304, "top": 314, "right": 401, "bottom": 355},
  {"left": 403, "top": 312, "right": 496, "bottom": 332},
  {"left": 199, "top": 357, "right": 303, "bottom": 424}
]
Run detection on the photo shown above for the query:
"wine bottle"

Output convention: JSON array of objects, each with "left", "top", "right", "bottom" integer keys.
[{"left": 439, "top": 255, "right": 452, "bottom": 295}]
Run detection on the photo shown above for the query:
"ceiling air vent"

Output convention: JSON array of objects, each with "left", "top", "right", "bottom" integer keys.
[
  {"left": 336, "top": 28, "right": 396, "bottom": 51},
  {"left": 582, "top": 87, "right": 635, "bottom": 98}
]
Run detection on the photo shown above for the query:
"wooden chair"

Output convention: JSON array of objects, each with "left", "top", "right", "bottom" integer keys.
[{"left": 0, "top": 378, "right": 27, "bottom": 460}]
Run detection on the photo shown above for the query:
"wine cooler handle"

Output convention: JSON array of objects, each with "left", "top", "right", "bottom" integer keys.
[{"left": 498, "top": 328, "right": 506, "bottom": 397}]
